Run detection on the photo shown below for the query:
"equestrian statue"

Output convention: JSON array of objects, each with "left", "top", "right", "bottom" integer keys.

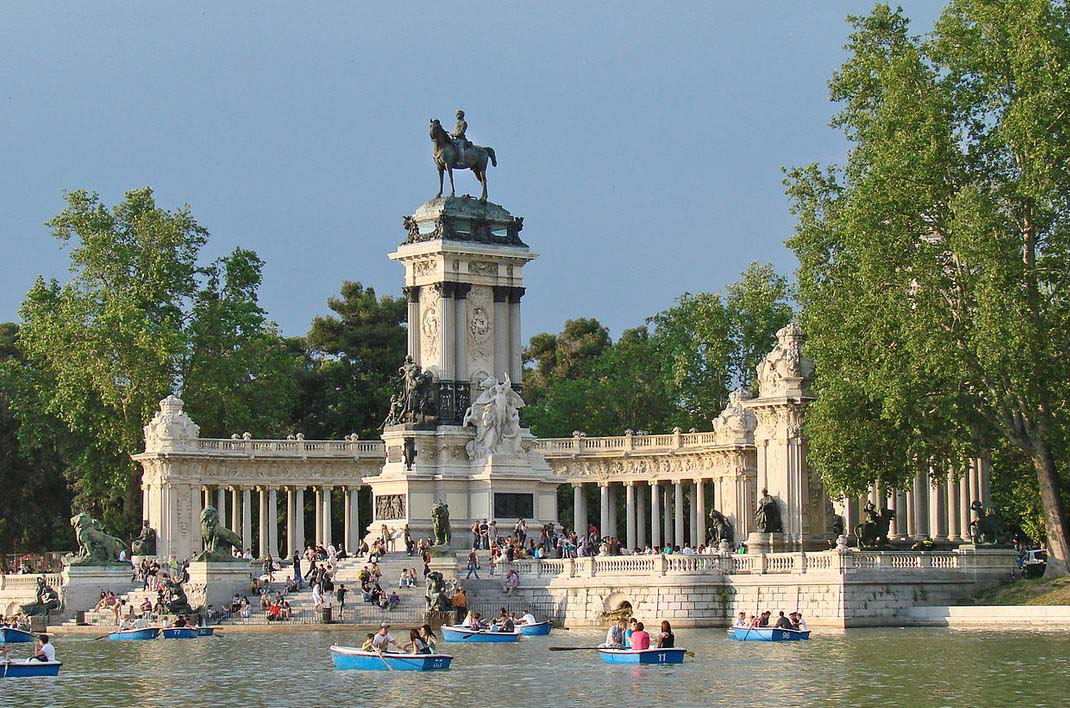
[{"left": 430, "top": 109, "right": 497, "bottom": 203}]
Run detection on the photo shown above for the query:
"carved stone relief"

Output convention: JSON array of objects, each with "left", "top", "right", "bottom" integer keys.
[
  {"left": 467, "top": 286, "right": 492, "bottom": 358},
  {"left": 468, "top": 261, "right": 497, "bottom": 276},
  {"left": 421, "top": 288, "right": 440, "bottom": 360},
  {"left": 375, "top": 494, "right": 406, "bottom": 520}
]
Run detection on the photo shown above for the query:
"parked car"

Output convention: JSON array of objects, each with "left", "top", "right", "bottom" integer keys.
[{"left": 1020, "top": 549, "right": 1047, "bottom": 579}]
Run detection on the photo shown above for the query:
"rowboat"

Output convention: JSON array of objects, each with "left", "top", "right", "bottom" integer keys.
[
  {"left": 196, "top": 627, "right": 216, "bottom": 637},
  {"left": 329, "top": 646, "right": 453, "bottom": 671},
  {"left": 161, "top": 627, "right": 198, "bottom": 639},
  {"left": 597, "top": 647, "right": 688, "bottom": 664},
  {"left": 727, "top": 627, "right": 810, "bottom": 642},
  {"left": 440, "top": 625, "right": 521, "bottom": 643},
  {"left": 0, "top": 628, "right": 35, "bottom": 644},
  {"left": 0, "top": 660, "right": 62, "bottom": 677},
  {"left": 107, "top": 627, "right": 161, "bottom": 641},
  {"left": 515, "top": 620, "right": 552, "bottom": 636}
]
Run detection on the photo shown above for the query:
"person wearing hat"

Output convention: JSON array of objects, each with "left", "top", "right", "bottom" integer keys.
[
  {"left": 371, "top": 622, "right": 399, "bottom": 652},
  {"left": 452, "top": 110, "right": 471, "bottom": 164}
]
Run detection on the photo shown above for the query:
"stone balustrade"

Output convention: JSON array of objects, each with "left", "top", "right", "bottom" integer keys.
[
  {"left": 192, "top": 438, "right": 384, "bottom": 457},
  {"left": 0, "top": 573, "right": 64, "bottom": 592},
  {"left": 499, "top": 549, "right": 1013, "bottom": 580},
  {"left": 534, "top": 430, "right": 721, "bottom": 455}
]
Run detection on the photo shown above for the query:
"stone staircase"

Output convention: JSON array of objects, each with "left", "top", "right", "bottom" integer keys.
[{"left": 59, "top": 581, "right": 145, "bottom": 628}]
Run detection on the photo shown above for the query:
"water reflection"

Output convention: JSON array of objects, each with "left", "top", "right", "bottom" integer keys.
[{"left": 3, "top": 627, "right": 1068, "bottom": 707}]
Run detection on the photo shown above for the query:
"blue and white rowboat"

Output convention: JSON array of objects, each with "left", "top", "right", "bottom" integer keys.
[
  {"left": 597, "top": 647, "right": 688, "bottom": 665},
  {"left": 162, "top": 627, "right": 198, "bottom": 639},
  {"left": 329, "top": 646, "right": 453, "bottom": 671},
  {"left": 0, "top": 660, "right": 62, "bottom": 677},
  {"left": 107, "top": 627, "right": 161, "bottom": 641},
  {"left": 515, "top": 621, "right": 552, "bottom": 636},
  {"left": 0, "top": 628, "right": 35, "bottom": 644},
  {"left": 727, "top": 627, "right": 810, "bottom": 642},
  {"left": 196, "top": 627, "right": 216, "bottom": 637},
  {"left": 440, "top": 625, "right": 521, "bottom": 643}
]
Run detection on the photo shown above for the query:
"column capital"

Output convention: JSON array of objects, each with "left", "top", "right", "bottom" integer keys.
[
  {"left": 492, "top": 285, "right": 510, "bottom": 303},
  {"left": 507, "top": 286, "right": 526, "bottom": 304},
  {"left": 402, "top": 285, "right": 420, "bottom": 302},
  {"left": 570, "top": 482, "right": 585, "bottom": 490}
]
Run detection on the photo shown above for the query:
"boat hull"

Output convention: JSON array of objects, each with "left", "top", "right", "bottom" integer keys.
[
  {"left": 196, "top": 627, "right": 215, "bottom": 637},
  {"left": 516, "top": 621, "right": 552, "bottom": 636},
  {"left": 108, "top": 628, "right": 161, "bottom": 641},
  {"left": 0, "top": 628, "right": 35, "bottom": 644},
  {"left": 441, "top": 626, "right": 520, "bottom": 643},
  {"left": 727, "top": 628, "right": 810, "bottom": 642},
  {"left": 329, "top": 646, "right": 453, "bottom": 671},
  {"left": 162, "top": 627, "right": 198, "bottom": 639},
  {"left": 598, "top": 648, "right": 687, "bottom": 664},
  {"left": 0, "top": 660, "right": 61, "bottom": 677}
]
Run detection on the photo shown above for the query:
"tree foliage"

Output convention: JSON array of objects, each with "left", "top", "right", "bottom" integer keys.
[
  {"left": 523, "top": 262, "right": 793, "bottom": 437},
  {"left": 14, "top": 188, "right": 296, "bottom": 537},
  {"left": 786, "top": 2, "right": 1070, "bottom": 574}
]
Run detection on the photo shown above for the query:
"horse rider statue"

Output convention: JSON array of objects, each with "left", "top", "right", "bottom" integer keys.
[{"left": 452, "top": 109, "right": 471, "bottom": 166}]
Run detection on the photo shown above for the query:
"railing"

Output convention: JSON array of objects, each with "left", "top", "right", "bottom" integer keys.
[
  {"left": 534, "top": 429, "right": 745, "bottom": 457},
  {"left": 498, "top": 549, "right": 1015, "bottom": 580},
  {"left": 191, "top": 438, "right": 385, "bottom": 458},
  {"left": 0, "top": 573, "right": 64, "bottom": 593}
]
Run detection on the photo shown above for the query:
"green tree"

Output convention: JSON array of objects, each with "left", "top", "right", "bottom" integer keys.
[
  {"left": 786, "top": 2, "right": 1070, "bottom": 574},
  {"left": 16, "top": 188, "right": 294, "bottom": 537},
  {"left": 523, "top": 317, "right": 611, "bottom": 406},
  {"left": 292, "top": 281, "right": 406, "bottom": 439}
]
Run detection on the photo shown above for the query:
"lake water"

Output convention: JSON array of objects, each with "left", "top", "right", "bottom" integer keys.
[{"left": 6, "top": 627, "right": 1069, "bottom": 706}]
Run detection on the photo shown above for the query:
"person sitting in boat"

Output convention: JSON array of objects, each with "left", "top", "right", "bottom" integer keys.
[
  {"left": 418, "top": 624, "right": 438, "bottom": 653},
  {"left": 32, "top": 634, "right": 55, "bottom": 663},
  {"left": 657, "top": 620, "right": 675, "bottom": 648},
  {"left": 734, "top": 612, "right": 749, "bottom": 628},
  {"left": 371, "top": 622, "right": 400, "bottom": 652},
  {"left": 774, "top": 611, "right": 793, "bottom": 630},
  {"left": 625, "top": 617, "right": 638, "bottom": 647},
  {"left": 748, "top": 614, "right": 760, "bottom": 628},
  {"left": 497, "top": 614, "right": 515, "bottom": 632},
  {"left": 630, "top": 621, "right": 651, "bottom": 650},
  {"left": 360, "top": 632, "right": 376, "bottom": 651},
  {"left": 169, "top": 615, "right": 190, "bottom": 628},
  {"left": 519, "top": 610, "right": 537, "bottom": 626},
  {"left": 758, "top": 610, "right": 771, "bottom": 627},
  {"left": 793, "top": 612, "right": 808, "bottom": 631},
  {"left": 599, "top": 619, "right": 627, "bottom": 648}
]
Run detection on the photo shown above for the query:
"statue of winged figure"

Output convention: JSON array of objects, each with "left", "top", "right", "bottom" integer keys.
[{"left": 463, "top": 373, "right": 525, "bottom": 458}]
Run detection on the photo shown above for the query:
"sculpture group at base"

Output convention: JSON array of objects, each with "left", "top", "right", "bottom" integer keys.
[
  {"left": 131, "top": 520, "right": 157, "bottom": 556},
  {"left": 20, "top": 577, "right": 61, "bottom": 616},
  {"left": 463, "top": 374, "right": 525, "bottom": 459},
  {"left": 384, "top": 356, "right": 438, "bottom": 427},
  {"left": 855, "top": 501, "right": 895, "bottom": 549},
  {"left": 431, "top": 501, "right": 451, "bottom": 547},
  {"left": 195, "top": 506, "right": 245, "bottom": 562},
  {"left": 754, "top": 490, "right": 783, "bottom": 534},
  {"left": 65, "top": 512, "right": 127, "bottom": 566}
]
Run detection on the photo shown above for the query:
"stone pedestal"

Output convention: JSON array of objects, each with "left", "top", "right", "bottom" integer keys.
[
  {"left": 184, "top": 561, "right": 254, "bottom": 613},
  {"left": 745, "top": 532, "right": 791, "bottom": 555},
  {"left": 60, "top": 564, "right": 135, "bottom": 615}
]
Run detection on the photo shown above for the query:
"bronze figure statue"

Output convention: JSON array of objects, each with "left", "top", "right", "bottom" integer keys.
[
  {"left": 383, "top": 356, "right": 438, "bottom": 427},
  {"left": 968, "top": 501, "right": 1008, "bottom": 545},
  {"left": 195, "top": 506, "right": 245, "bottom": 562},
  {"left": 431, "top": 501, "right": 451, "bottom": 546},
  {"left": 20, "top": 577, "right": 61, "bottom": 617},
  {"left": 855, "top": 501, "right": 894, "bottom": 548},
  {"left": 707, "top": 508, "right": 734, "bottom": 545},
  {"left": 65, "top": 512, "right": 127, "bottom": 566},
  {"left": 430, "top": 114, "right": 497, "bottom": 203},
  {"left": 131, "top": 521, "right": 157, "bottom": 556},
  {"left": 755, "top": 489, "right": 783, "bottom": 534}
]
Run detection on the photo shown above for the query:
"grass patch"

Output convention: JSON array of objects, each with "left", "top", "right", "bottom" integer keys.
[{"left": 970, "top": 576, "right": 1070, "bottom": 606}]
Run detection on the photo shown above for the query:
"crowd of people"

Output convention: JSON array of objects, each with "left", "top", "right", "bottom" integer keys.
[
  {"left": 599, "top": 617, "right": 676, "bottom": 650},
  {"left": 359, "top": 622, "right": 439, "bottom": 654}
]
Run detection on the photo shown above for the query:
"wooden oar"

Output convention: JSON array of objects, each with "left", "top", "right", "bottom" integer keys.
[
  {"left": 684, "top": 650, "right": 696, "bottom": 657},
  {"left": 548, "top": 646, "right": 601, "bottom": 651},
  {"left": 374, "top": 648, "right": 394, "bottom": 671},
  {"left": 92, "top": 631, "right": 114, "bottom": 641}
]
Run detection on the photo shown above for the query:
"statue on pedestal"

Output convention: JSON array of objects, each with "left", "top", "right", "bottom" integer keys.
[
  {"left": 19, "top": 577, "right": 61, "bottom": 617},
  {"left": 707, "top": 509, "right": 734, "bottom": 546},
  {"left": 425, "top": 570, "right": 451, "bottom": 611},
  {"left": 429, "top": 112, "right": 497, "bottom": 203},
  {"left": 431, "top": 501, "right": 451, "bottom": 546},
  {"left": 384, "top": 356, "right": 438, "bottom": 427},
  {"left": 755, "top": 489, "right": 783, "bottom": 534},
  {"left": 195, "top": 506, "right": 244, "bottom": 562},
  {"left": 855, "top": 501, "right": 894, "bottom": 548},
  {"left": 968, "top": 501, "right": 1008, "bottom": 545},
  {"left": 64, "top": 513, "right": 127, "bottom": 566},
  {"left": 131, "top": 521, "right": 157, "bottom": 556},
  {"left": 463, "top": 374, "right": 525, "bottom": 459}
]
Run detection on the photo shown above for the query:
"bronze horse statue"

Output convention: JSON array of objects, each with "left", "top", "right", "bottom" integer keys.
[{"left": 429, "top": 119, "right": 497, "bottom": 202}]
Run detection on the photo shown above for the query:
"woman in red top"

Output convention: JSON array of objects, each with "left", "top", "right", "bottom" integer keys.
[{"left": 629, "top": 621, "right": 651, "bottom": 650}]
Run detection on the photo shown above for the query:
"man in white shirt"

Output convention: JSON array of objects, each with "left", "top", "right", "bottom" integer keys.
[
  {"left": 371, "top": 623, "right": 400, "bottom": 651},
  {"left": 34, "top": 635, "right": 56, "bottom": 662},
  {"left": 518, "top": 610, "right": 537, "bottom": 625},
  {"left": 734, "top": 611, "right": 750, "bottom": 628}
]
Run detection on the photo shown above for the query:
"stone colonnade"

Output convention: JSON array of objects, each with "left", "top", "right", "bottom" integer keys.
[
  {"left": 195, "top": 484, "right": 364, "bottom": 559},
  {"left": 836, "top": 456, "right": 993, "bottom": 541},
  {"left": 570, "top": 478, "right": 730, "bottom": 551}
]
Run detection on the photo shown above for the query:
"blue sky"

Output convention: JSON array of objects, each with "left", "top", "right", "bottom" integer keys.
[{"left": 0, "top": 1, "right": 944, "bottom": 340}]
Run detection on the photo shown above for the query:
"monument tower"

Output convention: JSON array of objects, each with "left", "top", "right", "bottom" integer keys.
[{"left": 364, "top": 116, "right": 558, "bottom": 546}]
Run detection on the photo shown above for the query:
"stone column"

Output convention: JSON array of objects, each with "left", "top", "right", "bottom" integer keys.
[
  {"left": 192, "top": 485, "right": 204, "bottom": 557},
  {"left": 946, "top": 470, "right": 961, "bottom": 542},
  {"left": 904, "top": 488, "right": 915, "bottom": 538},
  {"left": 886, "top": 487, "right": 897, "bottom": 538},
  {"left": 573, "top": 484, "right": 587, "bottom": 536},
  {"left": 348, "top": 486, "right": 361, "bottom": 552},
  {"left": 959, "top": 472, "right": 971, "bottom": 542},
  {"left": 913, "top": 471, "right": 929, "bottom": 539},
  {"left": 969, "top": 458, "right": 981, "bottom": 508},
  {"left": 637, "top": 484, "right": 647, "bottom": 548},
  {"left": 493, "top": 287, "right": 508, "bottom": 378},
  {"left": 674, "top": 482, "right": 684, "bottom": 549},
  {"left": 929, "top": 476, "right": 947, "bottom": 542},
  {"left": 203, "top": 486, "right": 211, "bottom": 510},
  {"left": 230, "top": 487, "right": 241, "bottom": 536},
  {"left": 285, "top": 488, "right": 296, "bottom": 557},
  {"left": 649, "top": 481, "right": 661, "bottom": 548},
  {"left": 607, "top": 483, "right": 618, "bottom": 539},
  {"left": 439, "top": 284, "right": 455, "bottom": 381},
  {"left": 314, "top": 487, "right": 323, "bottom": 545},
  {"left": 662, "top": 485, "right": 673, "bottom": 547},
  {"left": 625, "top": 482, "right": 637, "bottom": 551},
  {"left": 454, "top": 285, "right": 469, "bottom": 382},
  {"left": 404, "top": 286, "right": 421, "bottom": 365},
  {"left": 508, "top": 288, "right": 525, "bottom": 382},
  {"left": 239, "top": 487, "right": 251, "bottom": 552},
  {"left": 689, "top": 481, "right": 699, "bottom": 546},
  {"left": 295, "top": 487, "right": 306, "bottom": 552},
  {"left": 258, "top": 487, "right": 269, "bottom": 558},
  {"left": 979, "top": 455, "right": 992, "bottom": 508},
  {"left": 321, "top": 486, "right": 333, "bottom": 546},
  {"left": 599, "top": 483, "right": 610, "bottom": 539},
  {"left": 268, "top": 487, "right": 279, "bottom": 558},
  {"left": 215, "top": 487, "right": 227, "bottom": 527},
  {"left": 696, "top": 480, "right": 707, "bottom": 547}
]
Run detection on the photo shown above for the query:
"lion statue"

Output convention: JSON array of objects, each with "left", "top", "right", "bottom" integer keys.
[
  {"left": 64, "top": 512, "right": 126, "bottom": 566},
  {"left": 431, "top": 501, "right": 451, "bottom": 547},
  {"left": 194, "top": 505, "right": 245, "bottom": 562}
]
